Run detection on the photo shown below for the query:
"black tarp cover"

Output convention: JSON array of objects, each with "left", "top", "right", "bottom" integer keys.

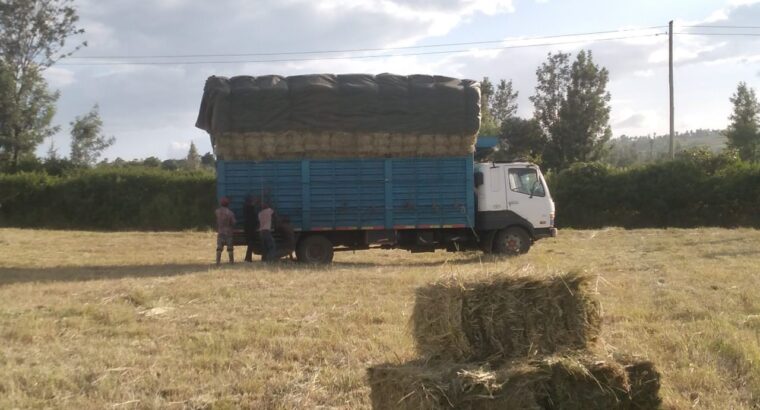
[{"left": 196, "top": 73, "right": 480, "bottom": 135}]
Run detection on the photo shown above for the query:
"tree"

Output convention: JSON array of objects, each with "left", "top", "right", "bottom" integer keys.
[
  {"left": 143, "top": 156, "right": 161, "bottom": 168},
  {"left": 46, "top": 138, "right": 58, "bottom": 160},
  {"left": 530, "top": 52, "right": 571, "bottom": 146},
  {"left": 70, "top": 105, "right": 114, "bottom": 166},
  {"left": 0, "top": 62, "right": 59, "bottom": 167},
  {"left": 497, "top": 117, "right": 546, "bottom": 163},
  {"left": 490, "top": 79, "right": 519, "bottom": 124},
  {"left": 0, "top": 0, "right": 85, "bottom": 169},
  {"left": 201, "top": 152, "right": 215, "bottom": 168},
  {"left": 550, "top": 50, "right": 612, "bottom": 168},
  {"left": 530, "top": 51, "right": 611, "bottom": 170},
  {"left": 725, "top": 82, "right": 760, "bottom": 162},
  {"left": 479, "top": 77, "right": 499, "bottom": 135},
  {"left": 186, "top": 141, "right": 201, "bottom": 170}
]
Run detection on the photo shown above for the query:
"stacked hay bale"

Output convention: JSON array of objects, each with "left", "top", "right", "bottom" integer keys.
[
  {"left": 367, "top": 273, "right": 662, "bottom": 409},
  {"left": 195, "top": 74, "right": 481, "bottom": 160}
]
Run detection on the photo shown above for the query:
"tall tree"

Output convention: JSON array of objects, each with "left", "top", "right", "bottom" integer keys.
[
  {"left": 186, "top": 141, "right": 201, "bottom": 170},
  {"left": 0, "top": 0, "right": 85, "bottom": 168},
  {"left": 70, "top": 105, "right": 114, "bottom": 166},
  {"left": 725, "top": 82, "right": 760, "bottom": 162},
  {"left": 46, "top": 138, "right": 58, "bottom": 160},
  {"left": 479, "top": 76, "right": 499, "bottom": 135},
  {"left": 497, "top": 117, "right": 546, "bottom": 163},
  {"left": 0, "top": 62, "right": 59, "bottom": 166},
  {"left": 490, "top": 79, "right": 519, "bottom": 124},
  {"left": 551, "top": 50, "right": 612, "bottom": 168},
  {"left": 530, "top": 52, "right": 571, "bottom": 147},
  {"left": 530, "top": 51, "right": 611, "bottom": 170}
]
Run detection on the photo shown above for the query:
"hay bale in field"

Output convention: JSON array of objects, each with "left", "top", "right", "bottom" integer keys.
[
  {"left": 411, "top": 272, "right": 602, "bottom": 363},
  {"left": 367, "top": 354, "right": 656, "bottom": 410},
  {"left": 615, "top": 355, "right": 662, "bottom": 409},
  {"left": 540, "top": 355, "right": 628, "bottom": 410},
  {"left": 367, "top": 360, "right": 545, "bottom": 410}
]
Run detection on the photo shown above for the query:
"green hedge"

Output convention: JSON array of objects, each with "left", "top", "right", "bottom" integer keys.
[
  {"left": 2, "top": 158, "right": 759, "bottom": 231},
  {"left": 549, "top": 159, "right": 760, "bottom": 228},
  {"left": 0, "top": 168, "right": 216, "bottom": 230}
]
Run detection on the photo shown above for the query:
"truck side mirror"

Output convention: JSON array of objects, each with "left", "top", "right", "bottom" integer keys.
[{"left": 474, "top": 172, "right": 484, "bottom": 187}]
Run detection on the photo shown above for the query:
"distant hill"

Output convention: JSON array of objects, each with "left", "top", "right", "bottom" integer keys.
[{"left": 603, "top": 129, "right": 726, "bottom": 167}]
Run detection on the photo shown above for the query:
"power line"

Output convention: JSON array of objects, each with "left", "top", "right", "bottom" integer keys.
[
  {"left": 67, "top": 26, "right": 667, "bottom": 60},
  {"left": 680, "top": 25, "right": 760, "bottom": 29},
  {"left": 675, "top": 32, "right": 760, "bottom": 37},
  {"left": 58, "top": 33, "right": 665, "bottom": 66}
]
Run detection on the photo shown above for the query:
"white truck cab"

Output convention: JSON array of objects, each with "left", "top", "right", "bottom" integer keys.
[{"left": 474, "top": 162, "right": 556, "bottom": 254}]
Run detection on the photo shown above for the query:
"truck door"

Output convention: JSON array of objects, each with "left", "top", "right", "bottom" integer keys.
[{"left": 503, "top": 167, "right": 553, "bottom": 230}]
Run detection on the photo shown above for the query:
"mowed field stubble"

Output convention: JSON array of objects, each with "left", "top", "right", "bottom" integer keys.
[{"left": 0, "top": 228, "right": 759, "bottom": 409}]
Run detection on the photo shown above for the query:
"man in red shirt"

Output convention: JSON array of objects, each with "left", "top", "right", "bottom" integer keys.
[{"left": 215, "top": 196, "right": 236, "bottom": 265}]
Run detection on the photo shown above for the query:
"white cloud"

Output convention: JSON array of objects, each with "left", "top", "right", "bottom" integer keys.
[{"left": 44, "top": 67, "right": 76, "bottom": 88}]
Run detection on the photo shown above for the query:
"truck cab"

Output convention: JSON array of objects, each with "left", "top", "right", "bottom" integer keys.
[{"left": 474, "top": 162, "right": 556, "bottom": 254}]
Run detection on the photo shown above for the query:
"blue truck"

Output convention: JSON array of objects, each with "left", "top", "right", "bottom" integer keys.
[
  {"left": 217, "top": 140, "right": 556, "bottom": 263},
  {"left": 200, "top": 74, "right": 556, "bottom": 262}
]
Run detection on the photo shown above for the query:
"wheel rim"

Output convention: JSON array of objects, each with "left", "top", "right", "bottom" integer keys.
[
  {"left": 506, "top": 234, "right": 522, "bottom": 253},
  {"left": 307, "top": 242, "right": 326, "bottom": 261}
]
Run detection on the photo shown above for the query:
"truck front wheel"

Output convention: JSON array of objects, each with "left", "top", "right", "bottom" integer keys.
[
  {"left": 493, "top": 227, "right": 531, "bottom": 255},
  {"left": 296, "top": 235, "right": 334, "bottom": 264}
]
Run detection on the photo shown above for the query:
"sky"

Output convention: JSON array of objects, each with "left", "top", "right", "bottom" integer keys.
[{"left": 39, "top": 0, "right": 760, "bottom": 160}]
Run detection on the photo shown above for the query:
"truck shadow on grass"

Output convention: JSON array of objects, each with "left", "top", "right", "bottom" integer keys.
[
  {"left": 0, "top": 263, "right": 213, "bottom": 286},
  {"left": 331, "top": 253, "right": 512, "bottom": 268}
]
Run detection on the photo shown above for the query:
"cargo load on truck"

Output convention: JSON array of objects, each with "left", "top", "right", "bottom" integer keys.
[{"left": 195, "top": 73, "right": 481, "bottom": 160}]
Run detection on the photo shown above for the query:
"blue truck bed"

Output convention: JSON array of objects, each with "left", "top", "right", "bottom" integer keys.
[{"left": 217, "top": 156, "right": 475, "bottom": 231}]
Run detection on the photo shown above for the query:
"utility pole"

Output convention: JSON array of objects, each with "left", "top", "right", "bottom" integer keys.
[{"left": 669, "top": 20, "right": 675, "bottom": 159}]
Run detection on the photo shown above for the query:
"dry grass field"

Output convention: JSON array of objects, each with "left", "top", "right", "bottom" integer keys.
[{"left": 0, "top": 227, "right": 759, "bottom": 409}]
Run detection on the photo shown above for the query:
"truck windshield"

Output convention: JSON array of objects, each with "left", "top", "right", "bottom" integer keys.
[{"left": 508, "top": 168, "right": 545, "bottom": 197}]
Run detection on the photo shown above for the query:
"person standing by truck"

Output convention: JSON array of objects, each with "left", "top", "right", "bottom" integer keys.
[
  {"left": 215, "top": 196, "right": 236, "bottom": 265},
  {"left": 258, "top": 202, "right": 277, "bottom": 261},
  {"left": 243, "top": 196, "right": 259, "bottom": 262},
  {"left": 276, "top": 215, "right": 296, "bottom": 260}
]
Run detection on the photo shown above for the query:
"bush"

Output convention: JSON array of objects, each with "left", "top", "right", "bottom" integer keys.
[
  {"left": 0, "top": 168, "right": 216, "bottom": 230},
  {"left": 548, "top": 154, "right": 760, "bottom": 228},
  {"left": 2, "top": 155, "right": 759, "bottom": 231}
]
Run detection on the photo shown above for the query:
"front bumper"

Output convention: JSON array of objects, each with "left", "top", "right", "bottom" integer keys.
[{"left": 534, "top": 227, "right": 558, "bottom": 240}]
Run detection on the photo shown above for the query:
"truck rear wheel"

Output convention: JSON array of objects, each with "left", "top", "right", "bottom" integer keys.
[
  {"left": 493, "top": 227, "right": 531, "bottom": 255},
  {"left": 296, "top": 235, "right": 334, "bottom": 264}
]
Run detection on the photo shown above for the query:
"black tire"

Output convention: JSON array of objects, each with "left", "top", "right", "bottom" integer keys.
[
  {"left": 493, "top": 227, "right": 531, "bottom": 255},
  {"left": 296, "top": 235, "right": 334, "bottom": 264}
]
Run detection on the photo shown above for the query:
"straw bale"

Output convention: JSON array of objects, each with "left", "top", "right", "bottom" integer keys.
[
  {"left": 417, "top": 134, "right": 435, "bottom": 156},
  {"left": 540, "top": 355, "right": 628, "bottom": 410},
  {"left": 401, "top": 134, "right": 418, "bottom": 149},
  {"left": 213, "top": 143, "right": 228, "bottom": 159},
  {"left": 411, "top": 272, "right": 602, "bottom": 363},
  {"left": 358, "top": 134, "right": 375, "bottom": 154},
  {"left": 211, "top": 130, "right": 477, "bottom": 160},
  {"left": 389, "top": 134, "right": 406, "bottom": 155},
  {"left": 304, "top": 133, "right": 324, "bottom": 153},
  {"left": 367, "top": 360, "right": 545, "bottom": 410},
  {"left": 285, "top": 132, "right": 304, "bottom": 154},
  {"left": 367, "top": 354, "right": 657, "bottom": 410},
  {"left": 615, "top": 355, "right": 662, "bottom": 409}
]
